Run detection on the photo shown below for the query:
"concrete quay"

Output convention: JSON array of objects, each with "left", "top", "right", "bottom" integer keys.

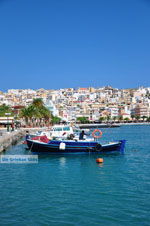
[
  {"left": 0, "top": 130, "right": 26, "bottom": 153},
  {"left": 0, "top": 128, "right": 48, "bottom": 153}
]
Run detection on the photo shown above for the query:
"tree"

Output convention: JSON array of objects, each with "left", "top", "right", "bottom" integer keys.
[
  {"left": 141, "top": 116, "right": 147, "bottom": 121},
  {"left": 106, "top": 115, "right": 111, "bottom": 122},
  {"left": 112, "top": 116, "right": 117, "bottom": 122},
  {"left": 20, "top": 107, "right": 31, "bottom": 125},
  {"left": 147, "top": 117, "right": 150, "bottom": 122},
  {"left": 135, "top": 115, "right": 140, "bottom": 121},
  {"left": 131, "top": 114, "right": 135, "bottom": 121},
  {"left": 76, "top": 117, "right": 89, "bottom": 124},
  {"left": 51, "top": 115, "right": 61, "bottom": 125},
  {"left": 124, "top": 117, "right": 129, "bottom": 122},
  {"left": 32, "top": 98, "right": 44, "bottom": 108},
  {"left": 99, "top": 117, "right": 105, "bottom": 122},
  {"left": 20, "top": 98, "right": 51, "bottom": 127},
  {"left": 118, "top": 115, "right": 123, "bottom": 122},
  {"left": 0, "top": 104, "right": 13, "bottom": 116}
]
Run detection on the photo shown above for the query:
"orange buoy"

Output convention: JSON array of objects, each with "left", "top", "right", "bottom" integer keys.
[{"left": 96, "top": 158, "right": 104, "bottom": 163}]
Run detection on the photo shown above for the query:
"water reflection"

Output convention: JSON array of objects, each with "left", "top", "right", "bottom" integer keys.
[
  {"left": 59, "top": 157, "right": 66, "bottom": 167},
  {"left": 97, "top": 163, "right": 104, "bottom": 168}
]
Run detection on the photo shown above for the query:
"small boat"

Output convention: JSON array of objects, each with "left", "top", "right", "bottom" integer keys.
[{"left": 26, "top": 138, "right": 126, "bottom": 154}]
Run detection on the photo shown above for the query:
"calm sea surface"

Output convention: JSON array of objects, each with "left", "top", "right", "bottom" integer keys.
[{"left": 0, "top": 125, "right": 150, "bottom": 226}]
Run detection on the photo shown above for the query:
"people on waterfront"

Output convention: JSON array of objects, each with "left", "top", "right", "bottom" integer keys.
[
  {"left": 11, "top": 123, "right": 15, "bottom": 132},
  {"left": 25, "top": 131, "right": 30, "bottom": 140}
]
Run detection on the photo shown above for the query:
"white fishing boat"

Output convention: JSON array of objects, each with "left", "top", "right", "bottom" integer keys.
[{"left": 31, "top": 125, "right": 74, "bottom": 139}]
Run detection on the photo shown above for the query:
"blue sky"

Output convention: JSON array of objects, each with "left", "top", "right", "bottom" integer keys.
[{"left": 0, "top": 0, "right": 150, "bottom": 91}]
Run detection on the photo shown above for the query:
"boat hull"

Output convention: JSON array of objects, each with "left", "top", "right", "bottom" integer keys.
[{"left": 26, "top": 139, "right": 126, "bottom": 154}]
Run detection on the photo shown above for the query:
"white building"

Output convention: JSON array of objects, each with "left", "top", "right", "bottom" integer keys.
[
  {"left": 109, "top": 107, "right": 119, "bottom": 117},
  {"left": 44, "top": 99, "right": 59, "bottom": 116}
]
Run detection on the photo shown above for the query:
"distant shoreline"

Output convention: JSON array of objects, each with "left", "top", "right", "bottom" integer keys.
[
  {"left": 78, "top": 122, "right": 150, "bottom": 129},
  {"left": 114, "top": 122, "right": 150, "bottom": 126}
]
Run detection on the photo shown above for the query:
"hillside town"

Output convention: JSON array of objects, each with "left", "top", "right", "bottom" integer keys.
[{"left": 0, "top": 86, "right": 150, "bottom": 125}]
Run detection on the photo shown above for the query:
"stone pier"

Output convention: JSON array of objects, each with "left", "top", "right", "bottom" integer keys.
[{"left": 0, "top": 130, "right": 26, "bottom": 153}]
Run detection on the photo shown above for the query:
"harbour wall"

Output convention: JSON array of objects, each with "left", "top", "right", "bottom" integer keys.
[
  {"left": 0, "top": 130, "right": 26, "bottom": 153},
  {"left": 78, "top": 122, "right": 150, "bottom": 129},
  {"left": 0, "top": 128, "right": 40, "bottom": 153}
]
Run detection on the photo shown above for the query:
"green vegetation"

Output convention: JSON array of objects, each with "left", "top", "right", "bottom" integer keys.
[
  {"left": 141, "top": 116, "right": 147, "bottom": 121},
  {"left": 131, "top": 114, "right": 135, "bottom": 121},
  {"left": 51, "top": 115, "right": 61, "bottom": 125},
  {"left": 135, "top": 115, "right": 140, "bottom": 121},
  {"left": 106, "top": 115, "right": 111, "bottom": 122},
  {"left": 147, "top": 117, "right": 150, "bottom": 122},
  {"left": 124, "top": 117, "right": 130, "bottom": 121},
  {"left": 76, "top": 117, "right": 89, "bottom": 124},
  {"left": 20, "top": 98, "right": 51, "bottom": 127},
  {"left": 99, "top": 116, "right": 105, "bottom": 122},
  {"left": 118, "top": 115, "right": 123, "bottom": 121},
  {"left": 0, "top": 104, "right": 13, "bottom": 116},
  {"left": 112, "top": 116, "right": 117, "bottom": 122}
]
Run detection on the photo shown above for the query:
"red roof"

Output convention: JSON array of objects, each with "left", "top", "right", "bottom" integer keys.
[
  {"left": 12, "top": 106, "right": 25, "bottom": 109},
  {"left": 79, "top": 88, "right": 88, "bottom": 90}
]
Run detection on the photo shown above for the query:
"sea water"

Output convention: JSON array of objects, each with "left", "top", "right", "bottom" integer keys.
[{"left": 0, "top": 125, "right": 150, "bottom": 226}]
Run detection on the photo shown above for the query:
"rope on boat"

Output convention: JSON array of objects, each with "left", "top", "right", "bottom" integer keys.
[{"left": 30, "top": 141, "right": 34, "bottom": 151}]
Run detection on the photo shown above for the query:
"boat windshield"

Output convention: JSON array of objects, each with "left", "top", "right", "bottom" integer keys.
[
  {"left": 63, "top": 127, "right": 70, "bottom": 131},
  {"left": 53, "top": 126, "right": 71, "bottom": 132},
  {"left": 54, "top": 127, "right": 63, "bottom": 131}
]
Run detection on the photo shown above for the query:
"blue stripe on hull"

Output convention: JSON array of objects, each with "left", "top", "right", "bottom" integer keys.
[
  {"left": 27, "top": 141, "right": 93, "bottom": 153},
  {"left": 26, "top": 140, "right": 126, "bottom": 153}
]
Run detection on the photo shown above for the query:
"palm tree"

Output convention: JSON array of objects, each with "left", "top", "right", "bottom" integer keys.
[
  {"left": 27, "top": 106, "right": 40, "bottom": 127},
  {"left": 32, "top": 98, "right": 44, "bottom": 108},
  {"left": 39, "top": 106, "right": 51, "bottom": 127},
  {"left": 20, "top": 98, "right": 52, "bottom": 127},
  {"left": 20, "top": 107, "right": 30, "bottom": 126}
]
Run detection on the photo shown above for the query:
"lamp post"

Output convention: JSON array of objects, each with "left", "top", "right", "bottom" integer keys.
[{"left": 5, "top": 113, "right": 11, "bottom": 132}]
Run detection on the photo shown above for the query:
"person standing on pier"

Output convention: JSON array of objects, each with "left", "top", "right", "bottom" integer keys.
[{"left": 25, "top": 131, "right": 30, "bottom": 140}]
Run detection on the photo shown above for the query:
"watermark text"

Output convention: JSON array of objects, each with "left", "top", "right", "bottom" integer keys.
[{"left": 0, "top": 155, "right": 38, "bottom": 164}]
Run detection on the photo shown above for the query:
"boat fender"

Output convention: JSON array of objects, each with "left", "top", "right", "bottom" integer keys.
[
  {"left": 59, "top": 142, "right": 66, "bottom": 150},
  {"left": 95, "top": 143, "right": 102, "bottom": 151}
]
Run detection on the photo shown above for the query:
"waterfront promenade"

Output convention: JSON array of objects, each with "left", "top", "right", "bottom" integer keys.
[{"left": 0, "top": 129, "right": 26, "bottom": 153}]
